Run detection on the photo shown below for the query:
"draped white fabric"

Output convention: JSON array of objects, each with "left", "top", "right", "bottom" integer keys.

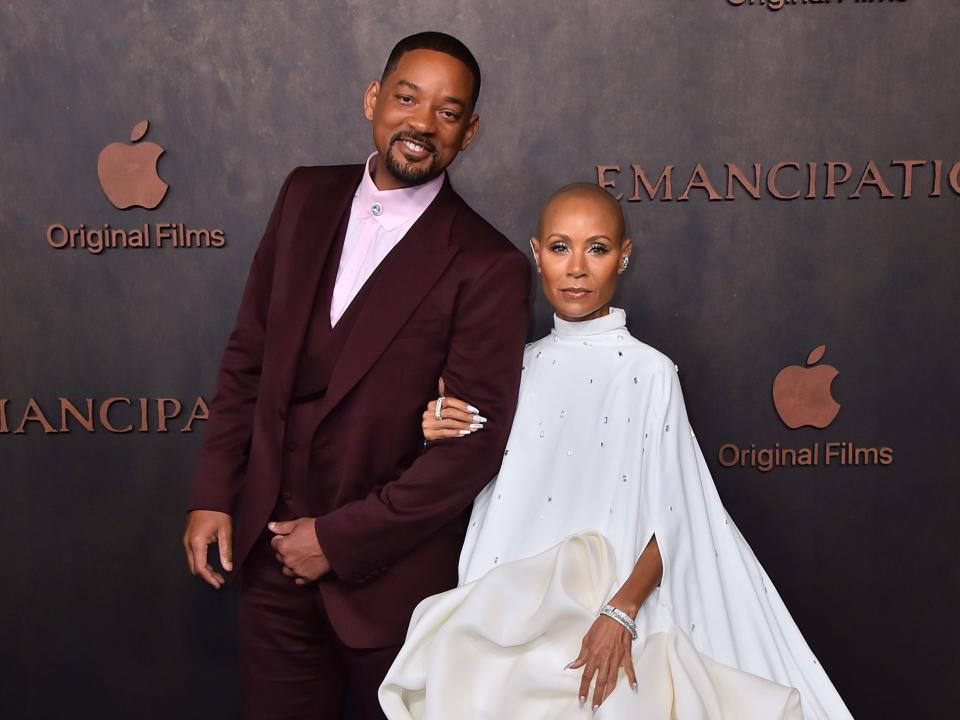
[{"left": 380, "top": 309, "right": 853, "bottom": 719}]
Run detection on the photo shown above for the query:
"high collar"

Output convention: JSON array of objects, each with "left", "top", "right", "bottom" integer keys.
[
  {"left": 551, "top": 307, "right": 628, "bottom": 337},
  {"left": 355, "top": 152, "right": 445, "bottom": 230}
]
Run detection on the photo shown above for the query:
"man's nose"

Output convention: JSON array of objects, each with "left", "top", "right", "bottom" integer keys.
[{"left": 407, "top": 105, "right": 436, "bottom": 135}]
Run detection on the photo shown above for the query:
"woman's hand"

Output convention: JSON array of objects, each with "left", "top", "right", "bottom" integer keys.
[
  {"left": 422, "top": 382, "right": 486, "bottom": 442},
  {"left": 567, "top": 612, "right": 638, "bottom": 711}
]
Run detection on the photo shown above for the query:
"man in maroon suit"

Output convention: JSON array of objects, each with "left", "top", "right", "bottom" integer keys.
[{"left": 182, "top": 32, "right": 530, "bottom": 719}]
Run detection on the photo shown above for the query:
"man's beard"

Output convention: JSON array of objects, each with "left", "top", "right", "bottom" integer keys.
[{"left": 385, "top": 132, "right": 442, "bottom": 185}]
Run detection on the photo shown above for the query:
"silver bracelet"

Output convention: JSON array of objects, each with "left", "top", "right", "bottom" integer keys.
[{"left": 599, "top": 604, "right": 638, "bottom": 641}]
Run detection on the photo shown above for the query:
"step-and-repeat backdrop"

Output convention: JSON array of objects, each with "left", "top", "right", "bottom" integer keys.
[{"left": 2, "top": 1, "right": 956, "bottom": 717}]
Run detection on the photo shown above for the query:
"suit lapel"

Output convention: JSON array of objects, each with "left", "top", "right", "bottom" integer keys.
[
  {"left": 312, "top": 176, "right": 461, "bottom": 427},
  {"left": 271, "top": 165, "right": 363, "bottom": 405}
]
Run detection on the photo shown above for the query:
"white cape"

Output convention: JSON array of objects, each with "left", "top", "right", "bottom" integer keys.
[{"left": 381, "top": 308, "right": 853, "bottom": 720}]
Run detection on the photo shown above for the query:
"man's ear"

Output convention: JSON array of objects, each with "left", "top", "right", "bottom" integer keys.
[
  {"left": 459, "top": 113, "right": 480, "bottom": 151},
  {"left": 363, "top": 80, "right": 380, "bottom": 121}
]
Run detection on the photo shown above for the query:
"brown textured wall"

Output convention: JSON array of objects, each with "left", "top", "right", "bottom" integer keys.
[{"left": 1, "top": 1, "right": 957, "bottom": 717}]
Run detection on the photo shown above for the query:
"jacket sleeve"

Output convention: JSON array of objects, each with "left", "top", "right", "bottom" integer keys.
[
  {"left": 187, "top": 167, "right": 300, "bottom": 514},
  {"left": 313, "top": 247, "right": 531, "bottom": 584}
]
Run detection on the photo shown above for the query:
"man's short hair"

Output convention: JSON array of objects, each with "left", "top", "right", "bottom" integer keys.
[{"left": 382, "top": 32, "right": 481, "bottom": 111}]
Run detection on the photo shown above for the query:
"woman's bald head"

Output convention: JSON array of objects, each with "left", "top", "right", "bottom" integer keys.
[
  {"left": 531, "top": 182, "right": 632, "bottom": 323},
  {"left": 537, "top": 183, "right": 625, "bottom": 243}
]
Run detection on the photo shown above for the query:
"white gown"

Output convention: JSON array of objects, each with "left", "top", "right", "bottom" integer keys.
[{"left": 380, "top": 308, "right": 853, "bottom": 720}]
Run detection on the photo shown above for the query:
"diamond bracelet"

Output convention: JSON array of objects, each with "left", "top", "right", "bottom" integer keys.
[{"left": 599, "top": 604, "right": 638, "bottom": 641}]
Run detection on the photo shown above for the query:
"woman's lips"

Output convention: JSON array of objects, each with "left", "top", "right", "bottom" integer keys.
[{"left": 560, "top": 288, "right": 592, "bottom": 299}]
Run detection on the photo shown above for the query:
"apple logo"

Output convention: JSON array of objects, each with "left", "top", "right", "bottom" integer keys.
[
  {"left": 772, "top": 344, "right": 841, "bottom": 429},
  {"left": 97, "top": 120, "right": 168, "bottom": 209}
]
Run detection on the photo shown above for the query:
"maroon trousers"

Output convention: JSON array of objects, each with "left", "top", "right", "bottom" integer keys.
[{"left": 238, "top": 528, "right": 401, "bottom": 720}]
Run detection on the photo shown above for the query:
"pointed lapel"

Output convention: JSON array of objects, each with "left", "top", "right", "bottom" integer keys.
[
  {"left": 270, "top": 165, "right": 363, "bottom": 404},
  {"left": 312, "top": 176, "right": 462, "bottom": 427}
]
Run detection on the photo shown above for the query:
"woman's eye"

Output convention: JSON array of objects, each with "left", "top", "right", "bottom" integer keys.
[{"left": 549, "top": 243, "right": 568, "bottom": 254}]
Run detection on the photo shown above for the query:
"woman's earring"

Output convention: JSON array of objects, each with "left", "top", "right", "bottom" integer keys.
[
  {"left": 618, "top": 255, "right": 630, "bottom": 275},
  {"left": 530, "top": 242, "right": 542, "bottom": 274}
]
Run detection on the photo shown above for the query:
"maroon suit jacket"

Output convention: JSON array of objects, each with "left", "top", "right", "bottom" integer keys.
[{"left": 189, "top": 164, "right": 530, "bottom": 647}]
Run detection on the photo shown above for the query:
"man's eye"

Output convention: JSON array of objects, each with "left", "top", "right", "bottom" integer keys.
[
  {"left": 440, "top": 110, "right": 459, "bottom": 120},
  {"left": 397, "top": 95, "right": 413, "bottom": 103}
]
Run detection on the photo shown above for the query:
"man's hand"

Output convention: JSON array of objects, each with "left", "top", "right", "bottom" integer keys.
[
  {"left": 269, "top": 518, "right": 331, "bottom": 585},
  {"left": 183, "top": 510, "right": 233, "bottom": 589}
]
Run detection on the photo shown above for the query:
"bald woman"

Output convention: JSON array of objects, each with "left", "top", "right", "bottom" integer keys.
[{"left": 380, "top": 185, "right": 852, "bottom": 720}]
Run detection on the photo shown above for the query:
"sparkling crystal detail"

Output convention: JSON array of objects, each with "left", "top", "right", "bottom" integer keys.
[
  {"left": 497, "top": 494, "right": 502, "bottom": 500},
  {"left": 602, "top": 416, "right": 608, "bottom": 424},
  {"left": 536, "top": 351, "right": 543, "bottom": 358},
  {"left": 618, "top": 335, "right": 624, "bottom": 340},
  {"left": 690, "top": 623, "right": 696, "bottom": 632},
  {"left": 589, "top": 378, "right": 593, "bottom": 384},
  {"left": 669, "top": 505, "right": 673, "bottom": 511},
  {"left": 494, "top": 556, "right": 499, "bottom": 564},
  {"left": 567, "top": 449, "right": 572, "bottom": 456},
  {"left": 560, "top": 410, "right": 566, "bottom": 418},
  {"left": 504, "top": 449, "right": 510, "bottom": 456},
  {"left": 665, "top": 424, "right": 670, "bottom": 432},
  {"left": 539, "top": 430, "right": 544, "bottom": 438},
  {"left": 547, "top": 496, "right": 553, "bottom": 502},
  {"left": 370, "top": 201, "right": 383, "bottom": 216},
  {"left": 618, "top": 351, "right": 623, "bottom": 357},
  {"left": 633, "top": 377, "right": 638, "bottom": 384},
  {"left": 622, "top": 474, "right": 628, "bottom": 482}
]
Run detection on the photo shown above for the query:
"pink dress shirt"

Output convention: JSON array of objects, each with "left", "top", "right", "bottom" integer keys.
[{"left": 330, "top": 153, "right": 445, "bottom": 325}]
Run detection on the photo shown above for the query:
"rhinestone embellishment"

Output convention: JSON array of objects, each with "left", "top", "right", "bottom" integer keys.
[{"left": 370, "top": 201, "right": 383, "bottom": 216}]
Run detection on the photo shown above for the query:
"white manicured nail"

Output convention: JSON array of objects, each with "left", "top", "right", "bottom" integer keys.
[
  {"left": 467, "top": 404, "right": 479, "bottom": 413},
  {"left": 592, "top": 705, "right": 599, "bottom": 712},
  {"left": 469, "top": 423, "right": 483, "bottom": 430},
  {"left": 578, "top": 696, "right": 586, "bottom": 709},
  {"left": 631, "top": 682, "right": 638, "bottom": 693},
  {"left": 473, "top": 415, "right": 487, "bottom": 423},
  {"left": 459, "top": 429, "right": 472, "bottom": 436}
]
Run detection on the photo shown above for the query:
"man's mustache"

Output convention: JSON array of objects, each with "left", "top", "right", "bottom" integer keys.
[{"left": 390, "top": 132, "right": 437, "bottom": 154}]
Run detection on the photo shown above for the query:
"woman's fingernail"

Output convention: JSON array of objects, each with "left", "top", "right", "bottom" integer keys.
[
  {"left": 469, "top": 423, "right": 484, "bottom": 430},
  {"left": 631, "top": 682, "right": 638, "bottom": 693},
  {"left": 473, "top": 415, "right": 487, "bottom": 423},
  {"left": 459, "top": 429, "right": 472, "bottom": 436},
  {"left": 467, "top": 405, "right": 479, "bottom": 413},
  {"left": 564, "top": 661, "right": 574, "bottom": 670},
  {"left": 578, "top": 696, "right": 586, "bottom": 709},
  {"left": 593, "top": 705, "right": 599, "bottom": 713}
]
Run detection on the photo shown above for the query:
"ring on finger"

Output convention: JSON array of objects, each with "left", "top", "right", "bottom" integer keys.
[{"left": 434, "top": 396, "right": 445, "bottom": 421}]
